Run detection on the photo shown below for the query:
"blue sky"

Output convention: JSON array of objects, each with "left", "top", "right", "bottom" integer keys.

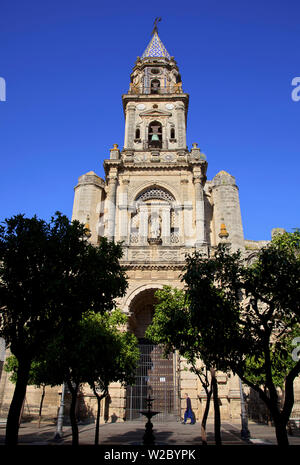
[{"left": 0, "top": 0, "right": 299, "bottom": 241}]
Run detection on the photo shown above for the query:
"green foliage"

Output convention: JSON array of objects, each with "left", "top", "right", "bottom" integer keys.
[
  {"left": 146, "top": 286, "right": 209, "bottom": 384},
  {"left": 243, "top": 326, "right": 300, "bottom": 388},
  {"left": 0, "top": 212, "right": 128, "bottom": 361},
  {"left": 4, "top": 355, "right": 49, "bottom": 388},
  {"left": 146, "top": 287, "right": 191, "bottom": 353},
  {"left": 0, "top": 212, "right": 129, "bottom": 445},
  {"left": 183, "top": 244, "right": 244, "bottom": 371},
  {"left": 31, "top": 309, "right": 139, "bottom": 392},
  {"left": 182, "top": 233, "right": 300, "bottom": 440},
  {"left": 183, "top": 236, "right": 300, "bottom": 380},
  {"left": 4, "top": 309, "right": 139, "bottom": 395}
]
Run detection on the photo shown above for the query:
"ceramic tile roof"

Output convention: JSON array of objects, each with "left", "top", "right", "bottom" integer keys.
[{"left": 141, "top": 32, "right": 171, "bottom": 59}]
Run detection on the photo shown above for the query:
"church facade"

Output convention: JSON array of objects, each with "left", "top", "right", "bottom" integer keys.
[
  {"left": 71, "top": 30, "right": 246, "bottom": 422},
  {"left": 2, "top": 28, "right": 295, "bottom": 425}
]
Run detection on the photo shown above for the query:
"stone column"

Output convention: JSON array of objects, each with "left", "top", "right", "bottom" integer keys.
[
  {"left": 118, "top": 179, "right": 130, "bottom": 244},
  {"left": 124, "top": 103, "right": 136, "bottom": 149},
  {"left": 227, "top": 374, "right": 242, "bottom": 420},
  {"left": 138, "top": 204, "right": 148, "bottom": 245},
  {"left": 183, "top": 202, "right": 193, "bottom": 246},
  {"left": 162, "top": 123, "right": 168, "bottom": 149},
  {"left": 176, "top": 103, "right": 186, "bottom": 149},
  {"left": 180, "top": 178, "right": 190, "bottom": 245},
  {"left": 105, "top": 175, "right": 118, "bottom": 240},
  {"left": 193, "top": 175, "right": 206, "bottom": 246},
  {"left": 161, "top": 205, "right": 171, "bottom": 245},
  {"left": 174, "top": 205, "right": 182, "bottom": 244}
]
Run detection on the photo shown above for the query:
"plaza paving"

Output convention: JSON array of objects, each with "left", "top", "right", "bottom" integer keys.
[{"left": 0, "top": 419, "right": 300, "bottom": 446}]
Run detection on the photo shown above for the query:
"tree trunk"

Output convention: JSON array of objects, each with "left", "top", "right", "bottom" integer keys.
[
  {"left": 38, "top": 385, "right": 46, "bottom": 428},
  {"left": 239, "top": 373, "right": 292, "bottom": 447},
  {"left": 201, "top": 388, "right": 212, "bottom": 446},
  {"left": 93, "top": 385, "right": 107, "bottom": 446},
  {"left": 211, "top": 368, "right": 222, "bottom": 446},
  {"left": 67, "top": 380, "right": 79, "bottom": 446},
  {"left": 95, "top": 395, "right": 101, "bottom": 446},
  {"left": 5, "top": 357, "right": 31, "bottom": 445},
  {"left": 274, "top": 417, "right": 289, "bottom": 446}
]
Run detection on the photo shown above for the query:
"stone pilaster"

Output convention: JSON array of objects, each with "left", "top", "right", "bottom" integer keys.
[
  {"left": 161, "top": 204, "right": 171, "bottom": 245},
  {"left": 138, "top": 204, "right": 148, "bottom": 245},
  {"left": 162, "top": 123, "right": 168, "bottom": 149},
  {"left": 183, "top": 201, "right": 194, "bottom": 246},
  {"left": 227, "top": 374, "right": 242, "bottom": 420},
  {"left": 124, "top": 103, "right": 136, "bottom": 149},
  {"left": 176, "top": 103, "right": 186, "bottom": 149},
  {"left": 193, "top": 174, "right": 206, "bottom": 246},
  {"left": 105, "top": 174, "right": 118, "bottom": 240},
  {"left": 118, "top": 178, "right": 130, "bottom": 244}
]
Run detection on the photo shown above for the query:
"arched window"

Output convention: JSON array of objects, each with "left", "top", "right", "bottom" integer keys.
[
  {"left": 135, "top": 128, "right": 140, "bottom": 139},
  {"left": 148, "top": 121, "right": 162, "bottom": 148},
  {"left": 170, "top": 127, "right": 175, "bottom": 139},
  {"left": 136, "top": 187, "right": 175, "bottom": 204},
  {"left": 150, "top": 79, "right": 160, "bottom": 94}
]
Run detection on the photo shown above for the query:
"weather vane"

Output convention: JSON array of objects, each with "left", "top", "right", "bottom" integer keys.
[{"left": 151, "top": 17, "right": 162, "bottom": 35}]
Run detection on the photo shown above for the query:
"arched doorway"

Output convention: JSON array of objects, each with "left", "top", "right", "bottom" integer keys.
[{"left": 126, "top": 287, "right": 180, "bottom": 422}]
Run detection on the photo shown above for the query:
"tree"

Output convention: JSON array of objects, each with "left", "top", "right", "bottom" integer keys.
[
  {"left": 182, "top": 231, "right": 300, "bottom": 446},
  {"left": 86, "top": 310, "right": 139, "bottom": 445},
  {"left": 38, "top": 310, "right": 139, "bottom": 446},
  {"left": 145, "top": 286, "right": 220, "bottom": 445},
  {"left": 4, "top": 356, "right": 49, "bottom": 427},
  {"left": 0, "top": 212, "right": 127, "bottom": 445}
]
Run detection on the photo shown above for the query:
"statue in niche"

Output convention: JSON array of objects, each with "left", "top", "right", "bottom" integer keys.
[{"left": 148, "top": 213, "right": 162, "bottom": 243}]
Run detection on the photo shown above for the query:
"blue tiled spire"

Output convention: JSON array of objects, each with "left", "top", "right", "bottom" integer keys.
[{"left": 141, "top": 31, "right": 171, "bottom": 60}]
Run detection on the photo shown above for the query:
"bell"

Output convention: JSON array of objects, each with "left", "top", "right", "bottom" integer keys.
[{"left": 151, "top": 134, "right": 159, "bottom": 141}]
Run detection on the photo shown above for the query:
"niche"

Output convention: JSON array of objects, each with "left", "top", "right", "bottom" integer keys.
[
  {"left": 148, "top": 121, "right": 162, "bottom": 148},
  {"left": 150, "top": 79, "right": 160, "bottom": 94}
]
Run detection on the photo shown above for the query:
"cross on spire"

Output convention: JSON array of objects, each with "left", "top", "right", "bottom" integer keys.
[
  {"left": 141, "top": 19, "right": 171, "bottom": 60},
  {"left": 151, "top": 17, "right": 162, "bottom": 35}
]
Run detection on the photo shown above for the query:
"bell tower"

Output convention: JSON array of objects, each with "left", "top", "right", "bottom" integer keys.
[
  {"left": 102, "top": 24, "right": 210, "bottom": 250},
  {"left": 123, "top": 29, "right": 188, "bottom": 152}
]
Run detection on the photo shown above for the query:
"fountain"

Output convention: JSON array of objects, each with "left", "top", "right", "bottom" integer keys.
[{"left": 140, "top": 395, "right": 160, "bottom": 445}]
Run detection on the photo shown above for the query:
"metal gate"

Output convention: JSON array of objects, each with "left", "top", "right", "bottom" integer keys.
[{"left": 125, "top": 344, "right": 180, "bottom": 422}]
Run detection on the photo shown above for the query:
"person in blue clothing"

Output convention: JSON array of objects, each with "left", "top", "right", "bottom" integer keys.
[{"left": 183, "top": 393, "right": 195, "bottom": 424}]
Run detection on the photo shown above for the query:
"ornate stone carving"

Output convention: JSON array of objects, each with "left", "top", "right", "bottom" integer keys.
[
  {"left": 130, "top": 250, "right": 151, "bottom": 261},
  {"left": 170, "top": 231, "right": 180, "bottom": 243},
  {"left": 136, "top": 187, "right": 174, "bottom": 203}
]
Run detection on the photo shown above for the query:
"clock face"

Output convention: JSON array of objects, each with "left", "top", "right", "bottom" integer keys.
[
  {"left": 137, "top": 103, "right": 145, "bottom": 110},
  {"left": 165, "top": 103, "right": 174, "bottom": 110}
]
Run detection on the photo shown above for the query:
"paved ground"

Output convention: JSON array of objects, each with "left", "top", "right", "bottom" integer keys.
[{"left": 0, "top": 418, "right": 299, "bottom": 446}]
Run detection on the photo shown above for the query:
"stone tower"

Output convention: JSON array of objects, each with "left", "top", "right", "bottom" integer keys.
[{"left": 71, "top": 28, "right": 244, "bottom": 422}]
